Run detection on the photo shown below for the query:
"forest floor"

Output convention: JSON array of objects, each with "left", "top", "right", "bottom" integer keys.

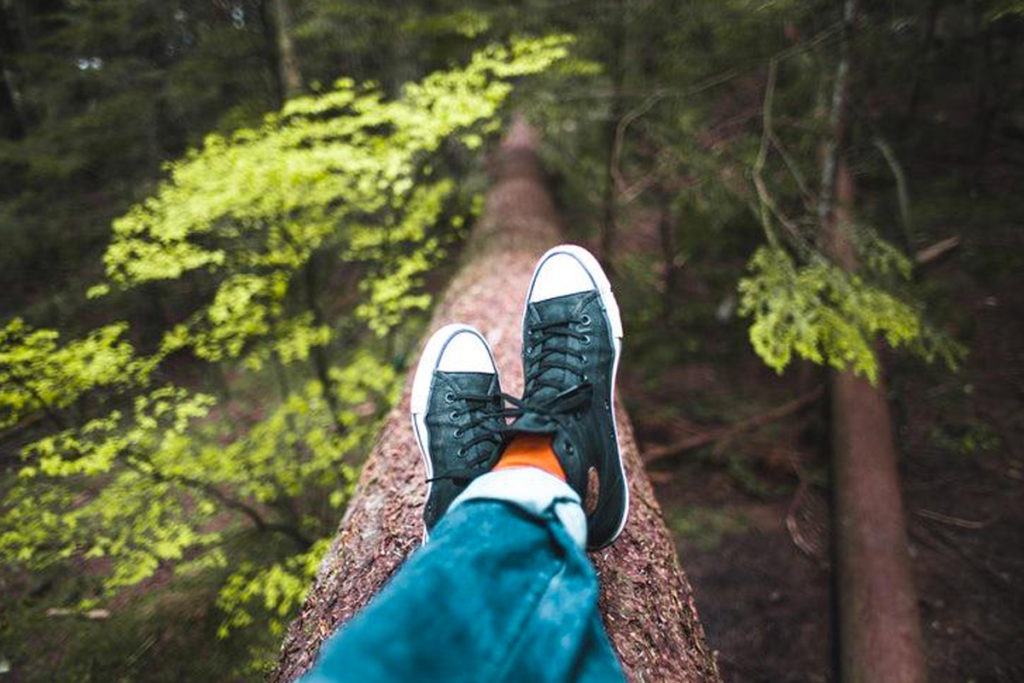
[{"left": 613, "top": 221, "right": 1024, "bottom": 682}]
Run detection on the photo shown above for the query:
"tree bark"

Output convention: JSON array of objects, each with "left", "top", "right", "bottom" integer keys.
[
  {"left": 827, "top": 158, "right": 925, "bottom": 683},
  {"left": 828, "top": 160, "right": 926, "bottom": 683},
  {"left": 819, "top": 5, "right": 926, "bottom": 681},
  {"left": 269, "top": 120, "right": 721, "bottom": 683}
]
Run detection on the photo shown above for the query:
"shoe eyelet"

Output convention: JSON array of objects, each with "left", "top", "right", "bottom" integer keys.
[
  {"left": 450, "top": 411, "right": 460, "bottom": 420},
  {"left": 444, "top": 392, "right": 455, "bottom": 403},
  {"left": 457, "top": 447, "right": 465, "bottom": 458},
  {"left": 580, "top": 315, "right": 591, "bottom": 325},
  {"left": 581, "top": 354, "right": 588, "bottom": 363},
  {"left": 582, "top": 335, "right": 591, "bottom": 345},
  {"left": 454, "top": 429, "right": 463, "bottom": 438}
]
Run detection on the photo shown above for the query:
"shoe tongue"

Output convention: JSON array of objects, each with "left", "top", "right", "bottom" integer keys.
[
  {"left": 439, "top": 371, "right": 496, "bottom": 396},
  {"left": 508, "top": 415, "right": 587, "bottom": 495},
  {"left": 510, "top": 411, "right": 558, "bottom": 434}
]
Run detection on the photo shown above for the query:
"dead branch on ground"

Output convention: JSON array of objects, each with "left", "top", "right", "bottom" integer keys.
[{"left": 643, "top": 385, "right": 824, "bottom": 465}]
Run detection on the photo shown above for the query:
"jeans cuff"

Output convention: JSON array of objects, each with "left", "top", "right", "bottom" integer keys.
[{"left": 450, "top": 467, "right": 587, "bottom": 549}]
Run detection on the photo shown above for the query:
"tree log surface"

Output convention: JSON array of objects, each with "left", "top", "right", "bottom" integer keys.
[{"left": 270, "top": 122, "right": 721, "bottom": 683}]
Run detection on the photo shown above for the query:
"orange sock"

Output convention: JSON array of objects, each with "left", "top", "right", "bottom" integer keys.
[{"left": 493, "top": 434, "right": 566, "bottom": 482}]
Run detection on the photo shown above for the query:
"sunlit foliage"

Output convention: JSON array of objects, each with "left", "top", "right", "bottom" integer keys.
[
  {"left": 738, "top": 245, "right": 962, "bottom": 383},
  {"left": 0, "top": 36, "right": 571, "bottom": 659}
]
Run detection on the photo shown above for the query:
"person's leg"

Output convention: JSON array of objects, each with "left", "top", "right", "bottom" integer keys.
[
  {"left": 302, "top": 245, "right": 629, "bottom": 682},
  {"left": 300, "top": 468, "right": 623, "bottom": 683}
]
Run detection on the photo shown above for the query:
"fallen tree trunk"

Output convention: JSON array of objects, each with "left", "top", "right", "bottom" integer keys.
[{"left": 269, "top": 121, "right": 721, "bottom": 683}]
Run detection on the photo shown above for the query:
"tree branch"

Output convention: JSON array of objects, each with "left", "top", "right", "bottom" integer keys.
[
  {"left": 643, "top": 386, "right": 824, "bottom": 465},
  {"left": 752, "top": 58, "right": 816, "bottom": 255},
  {"left": 914, "top": 235, "right": 960, "bottom": 265},
  {"left": 8, "top": 373, "right": 68, "bottom": 431},
  {"left": 125, "top": 450, "right": 313, "bottom": 551},
  {"left": 873, "top": 136, "right": 915, "bottom": 251}
]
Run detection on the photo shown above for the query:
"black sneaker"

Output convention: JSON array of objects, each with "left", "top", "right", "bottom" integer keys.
[
  {"left": 509, "top": 245, "right": 628, "bottom": 549},
  {"left": 411, "top": 324, "right": 506, "bottom": 537}
]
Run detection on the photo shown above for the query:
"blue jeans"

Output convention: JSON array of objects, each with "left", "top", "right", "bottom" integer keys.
[{"left": 299, "top": 476, "right": 625, "bottom": 682}]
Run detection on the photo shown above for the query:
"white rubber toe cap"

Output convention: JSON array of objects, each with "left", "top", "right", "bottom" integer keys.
[
  {"left": 436, "top": 329, "right": 496, "bottom": 372},
  {"left": 411, "top": 324, "right": 496, "bottom": 417},
  {"left": 528, "top": 252, "right": 596, "bottom": 303}
]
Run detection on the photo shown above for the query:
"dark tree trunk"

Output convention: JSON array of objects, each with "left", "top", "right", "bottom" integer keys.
[
  {"left": 655, "top": 185, "right": 679, "bottom": 318},
  {"left": 269, "top": 0, "right": 303, "bottom": 99},
  {"left": 971, "top": 4, "right": 997, "bottom": 191},
  {"left": 904, "top": 0, "right": 944, "bottom": 131},
  {"left": 302, "top": 254, "right": 343, "bottom": 431},
  {"left": 258, "top": 0, "right": 285, "bottom": 107},
  {"left": 829, "top": 165, "right": 926, "bottom": 683},
  {"left": 269, "top": 121, "right": 721, "bottom": 683},
  {"left": 0, "top": 54, "right": 23, "bottom": 140},
  {"left": 0, "top": 4, "right": 26, "bottom": 139},
  {"left": 600, "top": 0, "right": 627, "bottom": 274},
  {"left": 819, "top": 5, "right": 926, "bottom": 678}
]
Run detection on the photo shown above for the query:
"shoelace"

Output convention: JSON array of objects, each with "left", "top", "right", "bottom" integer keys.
[
  {"left": 505, "top": 315, "right": 593, "bottom": 425},
  {"left": 427, "top": 316, "right": 594, "bottom": 483},
  {"left": 427, "top": 391, "right": 509, "bottom": 483}
]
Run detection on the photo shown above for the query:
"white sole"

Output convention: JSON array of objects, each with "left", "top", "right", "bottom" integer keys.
[
  {"left": 524, "top": 244, "right": 629, "bottom": 548},
  {"left": 410, "top": 324, "right": 499, "bottom": 544}
]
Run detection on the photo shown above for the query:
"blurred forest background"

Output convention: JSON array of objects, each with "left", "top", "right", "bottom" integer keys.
[{"left": 1, "top": 0, "right": 1022, "bottom": 681}]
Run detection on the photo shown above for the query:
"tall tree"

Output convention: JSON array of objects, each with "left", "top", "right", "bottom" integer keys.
[
  {"left": 828, "top": 163, "right": 926, "bottom": 683},
  {"left": 599, "top": 0, "right": 628, "bottom": 272},
  {"left": 820, "top": 3, "right": 926, "bottom": 681},
  {"left": 0, "top": 3, "right": 25, "bottom": 139},
  {"left": 270, "top": 0, "right": 303, "bottom": 98}
]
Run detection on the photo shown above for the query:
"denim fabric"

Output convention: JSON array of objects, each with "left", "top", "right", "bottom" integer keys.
[
  {"left": 299, "top": 498, "right": 625, "bottom": 683},
  {"left": 450, "top": 467, "right": 588, "bottom": 550}
]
